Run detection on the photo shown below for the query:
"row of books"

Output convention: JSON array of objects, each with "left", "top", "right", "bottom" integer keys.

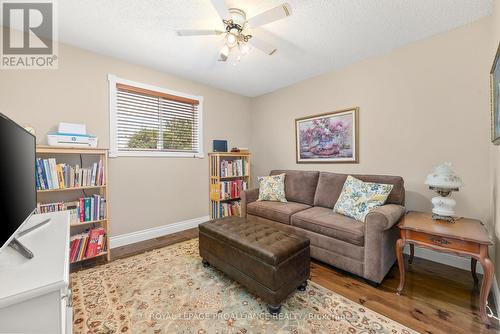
[
  {"left": 78, "top": 195, "right": 106, "bottom": 222},
  {"left": 36, "top": 158, "right": 105, "bottom": 190},
  {"left": 220, "top": 159, "right": 248, "bottom": 178},
  {"left": 37, "top": 201, "right": 78, "bottom": 223},
  {"left": 219, "top": 180, "right": 248, "bottom": 200},
  {"left": 220, "top": 201, "right": 241, "bottom": 217},
  {"left": 70, "top": 227, "right": 106, "bottom": 263},
  {"left": 36, "top": 196, "right": 106, "bottom": 223},
  {"left": 37, "top": 202, "right": 65, "bottom": 214}
]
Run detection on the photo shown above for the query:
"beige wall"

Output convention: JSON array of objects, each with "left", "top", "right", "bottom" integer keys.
[
  {"left": 490, "top": 0, "right": 500, "bottom": 288},
  {"left": 0, "top": 33, "right": 252, "bottom": 236},
  {"left": 250, "top": 18, "right": 492, "bottom": 227}
]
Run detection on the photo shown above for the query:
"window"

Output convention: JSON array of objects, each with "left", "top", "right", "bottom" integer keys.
[{"left": 108, "top": 75, "right": 203, "bottom": 157}]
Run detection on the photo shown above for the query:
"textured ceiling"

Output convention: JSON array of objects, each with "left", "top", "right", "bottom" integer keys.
[{"left": 56, "top": 0, "right": 492, "bottom": 97}]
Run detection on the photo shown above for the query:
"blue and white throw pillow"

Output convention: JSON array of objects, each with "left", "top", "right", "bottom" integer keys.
[{"left": 334, "top": 175, "right": 393, "bottom": 221}]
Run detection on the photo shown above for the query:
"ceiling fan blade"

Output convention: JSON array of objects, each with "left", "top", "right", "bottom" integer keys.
[
  {"left": 247, "top": 3, "right": 292, "bottom": 28},
  {"left": 249, "top": 27, "right": 305, "bottom": 59},
  {"left": 210, "top": 0, "right": 230, "bottom": 21},
  {"left": 248, "top": 36, "right": 277, "bottom": 56},
  {"left": 176, "top": 29, "right": 223, "bottom": 36}
]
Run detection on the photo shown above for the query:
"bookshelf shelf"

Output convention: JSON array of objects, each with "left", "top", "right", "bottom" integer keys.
[
  {"left": 209, "top": 152, "right": 251, "bottom": 219},
  {"left": 37, "top": 185, "right": 106, "bottom": 193},
  {"left": 36, "top": 146, "right": 110, "bottom": 264},
  {"left": 219, "top": 197, "right": 241, "bottom": 202},
  {"left": 71, "top": 250, "right": 108, "bottom": 264},
  {"left": 70, "top": 219, "right": 107, "bottom": 228},
  {"left": 220, "top": 175, "right": 249, "bottom": 180},
  {"left": 36, "top": 145, "right": 108, "bottom": 155}
]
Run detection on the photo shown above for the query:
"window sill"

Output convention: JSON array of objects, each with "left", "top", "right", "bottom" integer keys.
[{"left": 109, "top": 151, "right": 204, "bottom": 158}]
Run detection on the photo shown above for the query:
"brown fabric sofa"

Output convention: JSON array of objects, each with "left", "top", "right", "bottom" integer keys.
[{"left": 241, "top": 170, "right": 406, "bottom": 284}]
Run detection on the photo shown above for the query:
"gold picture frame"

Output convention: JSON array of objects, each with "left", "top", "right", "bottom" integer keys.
[
  {"left": 295, "top": 107, "right": 359, "bottom": 163},
  {"left": 491, "top": 41, "right": 500, "bottom": 144}
]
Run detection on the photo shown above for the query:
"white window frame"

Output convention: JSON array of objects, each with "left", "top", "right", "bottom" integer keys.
[{"left": 108, "top": 74, "right": 204, "bottom": 158}]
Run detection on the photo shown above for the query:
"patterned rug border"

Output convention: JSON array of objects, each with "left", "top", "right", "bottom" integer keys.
[{"left": 72, "top": 238, "right": 419, "bottom": 334}]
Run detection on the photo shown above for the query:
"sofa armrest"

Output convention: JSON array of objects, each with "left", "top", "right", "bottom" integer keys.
[
  {"left": 363, "top": 204, "right": 405, "bottom": 283},
  {"left": 365, "top": 204, "right": 406, "bottom": 231},
  {"left": 241, "top": 188, "right": 259, "bottom": 217}
]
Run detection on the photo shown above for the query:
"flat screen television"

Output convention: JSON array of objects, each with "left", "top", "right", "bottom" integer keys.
[{"left": 0, "top": 113, "right": 36, "bottom": 254}]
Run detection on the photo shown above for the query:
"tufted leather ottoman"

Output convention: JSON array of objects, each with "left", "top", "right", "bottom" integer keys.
[{"left": 199, "top": 216, "right": 310, "bottom": 314}]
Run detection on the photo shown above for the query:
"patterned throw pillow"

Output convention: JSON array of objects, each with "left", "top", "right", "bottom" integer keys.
[
  {"left": 257, "top": 174, "right": 287, "bottom": 202},
  {"left": 333, "top": 175, "right": 393, "bottom": 222}
]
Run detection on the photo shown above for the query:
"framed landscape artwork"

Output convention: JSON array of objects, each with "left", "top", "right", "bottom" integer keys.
[
  {"left": 491, "top": 42, "right": 500, "bottom": 145},
  {"left": 295, "top": 107, "right": 359, "bottom": 163}
]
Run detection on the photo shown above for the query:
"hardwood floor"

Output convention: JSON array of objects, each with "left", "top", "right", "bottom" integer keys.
[
  {"left": 312, "top": 257, "right": 498, "bottom": 334},
  {"left": 72, "top": 228, "right": 499, "bottom": 334}
]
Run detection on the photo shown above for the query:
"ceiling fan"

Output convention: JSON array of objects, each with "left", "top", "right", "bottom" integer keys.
[{"left": 176, "top": 0, "right": 293, "bottom": 62}]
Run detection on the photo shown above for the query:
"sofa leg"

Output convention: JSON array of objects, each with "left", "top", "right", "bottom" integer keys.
[
  {"left": 202, "top": 259, "right": 210, "bottom": 268},
  {"left": 297, "top": 281, "right": 308, "bottom": 291},
  {"left": 268, "top": 304, "right": 281, "bottom": 315}
]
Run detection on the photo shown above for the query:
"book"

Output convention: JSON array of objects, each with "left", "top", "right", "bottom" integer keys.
[
  {"left": 84, "top": 198, "right": 91, "bottom": 221},
  {"left": 36, "top": 159, "right": 46, "bottom": 190},
  {"left": 69, "top": 227, "right": 106, "bottom": 263},
  {"left": 91, "top": 162, "right": 97, "bottom": 186},
  {"left": 79, "top": 198, "right": 84, "bottom": 222},
  {"left": 48, "top": 158, "right": 59, "bottom": 189},
  {"left": 99, "top": 197, "right": 105, "bottom": 219},
  {"left": 43, "top": 159, "right": 52, "bottom": 189},
  {"left": 57, "top": 164, "right": 65, "bottom": 189}
]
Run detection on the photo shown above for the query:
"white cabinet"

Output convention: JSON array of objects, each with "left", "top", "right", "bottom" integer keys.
[{"left": 0, "top": 212, "right": 71, "bottom": 334}]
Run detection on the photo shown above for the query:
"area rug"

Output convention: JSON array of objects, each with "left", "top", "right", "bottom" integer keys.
[{"left": 71, "top": 238, "right": 418, "bottom": 334}]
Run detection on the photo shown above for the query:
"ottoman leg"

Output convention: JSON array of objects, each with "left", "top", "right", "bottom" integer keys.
[
  {"left": 297, "top": 281, "right": 308, "bottom": 291},
  {"left": 202, "top": 259, "right": 210, "bottom": 268},
  {"left": 268, "top": 304, "right": 281, "bottom": 315}
]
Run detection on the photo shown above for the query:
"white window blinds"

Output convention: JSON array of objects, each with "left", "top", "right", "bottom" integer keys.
[{"left": 110, "top": 80, "right": 203, "bottom": 157}]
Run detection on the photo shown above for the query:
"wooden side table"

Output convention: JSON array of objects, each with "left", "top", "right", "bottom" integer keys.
[{"left": 396, "top": 211, "right": 494, "bottom": 326}]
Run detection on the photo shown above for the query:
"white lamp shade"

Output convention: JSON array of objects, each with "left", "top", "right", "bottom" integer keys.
[{"left": 425, "top": 162, "right": 463, "bottom": 189}]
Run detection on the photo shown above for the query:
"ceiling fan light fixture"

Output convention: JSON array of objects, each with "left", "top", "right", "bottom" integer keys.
[
  {"left": 178, "top": 2, "right": 294, "bottom": 64},
  {"left": 240, "top": 43, "right": 250, "bottom": 55},
  {"left": 225, "top": 32, "right": 238, "bottom": 48},
  {"left": 221, "top": 44, "right": 230, "bottom": 57}
]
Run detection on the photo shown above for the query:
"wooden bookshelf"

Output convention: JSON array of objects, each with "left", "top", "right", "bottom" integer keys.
[
  {"left": 36, "top": 146, "right": 110, "bottom": 263},
  {"left": 209, "top": 152, "right": 251, "bottom": 219}
]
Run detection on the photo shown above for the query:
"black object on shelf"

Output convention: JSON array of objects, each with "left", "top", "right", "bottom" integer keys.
[{"left": 213, "top": 140, "right": 228, "bottom": 152}]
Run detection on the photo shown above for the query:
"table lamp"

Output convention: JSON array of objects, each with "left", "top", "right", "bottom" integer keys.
[{"left": 424, "top": 162, "right": 463, "bottom": 222}]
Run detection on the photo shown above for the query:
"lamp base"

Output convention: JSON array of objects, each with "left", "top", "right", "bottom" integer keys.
[
  {"left": 431, "top": 214, "right": 456, "bottom": 223},
  {"left": 431, "top": 195, "right": 456, "bottom": 216}
]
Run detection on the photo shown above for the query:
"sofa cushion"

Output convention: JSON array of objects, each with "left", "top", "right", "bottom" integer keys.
[
  {"left": 247, "top": 201, "right": 311, "bottom": 225},
  {"left": 291, "top": 206, "right": 365, "bottom": 246},
  {"left": 270, "top": 170, "right": 319, "bottom": 206},
  {"left": 314, "top": 172, "right": 405, "bottom": 208}
]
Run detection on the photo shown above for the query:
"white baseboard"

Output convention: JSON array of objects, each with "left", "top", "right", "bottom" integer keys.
[{"left": 109, "top": 215, "right": 209, "bottom": 249}]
